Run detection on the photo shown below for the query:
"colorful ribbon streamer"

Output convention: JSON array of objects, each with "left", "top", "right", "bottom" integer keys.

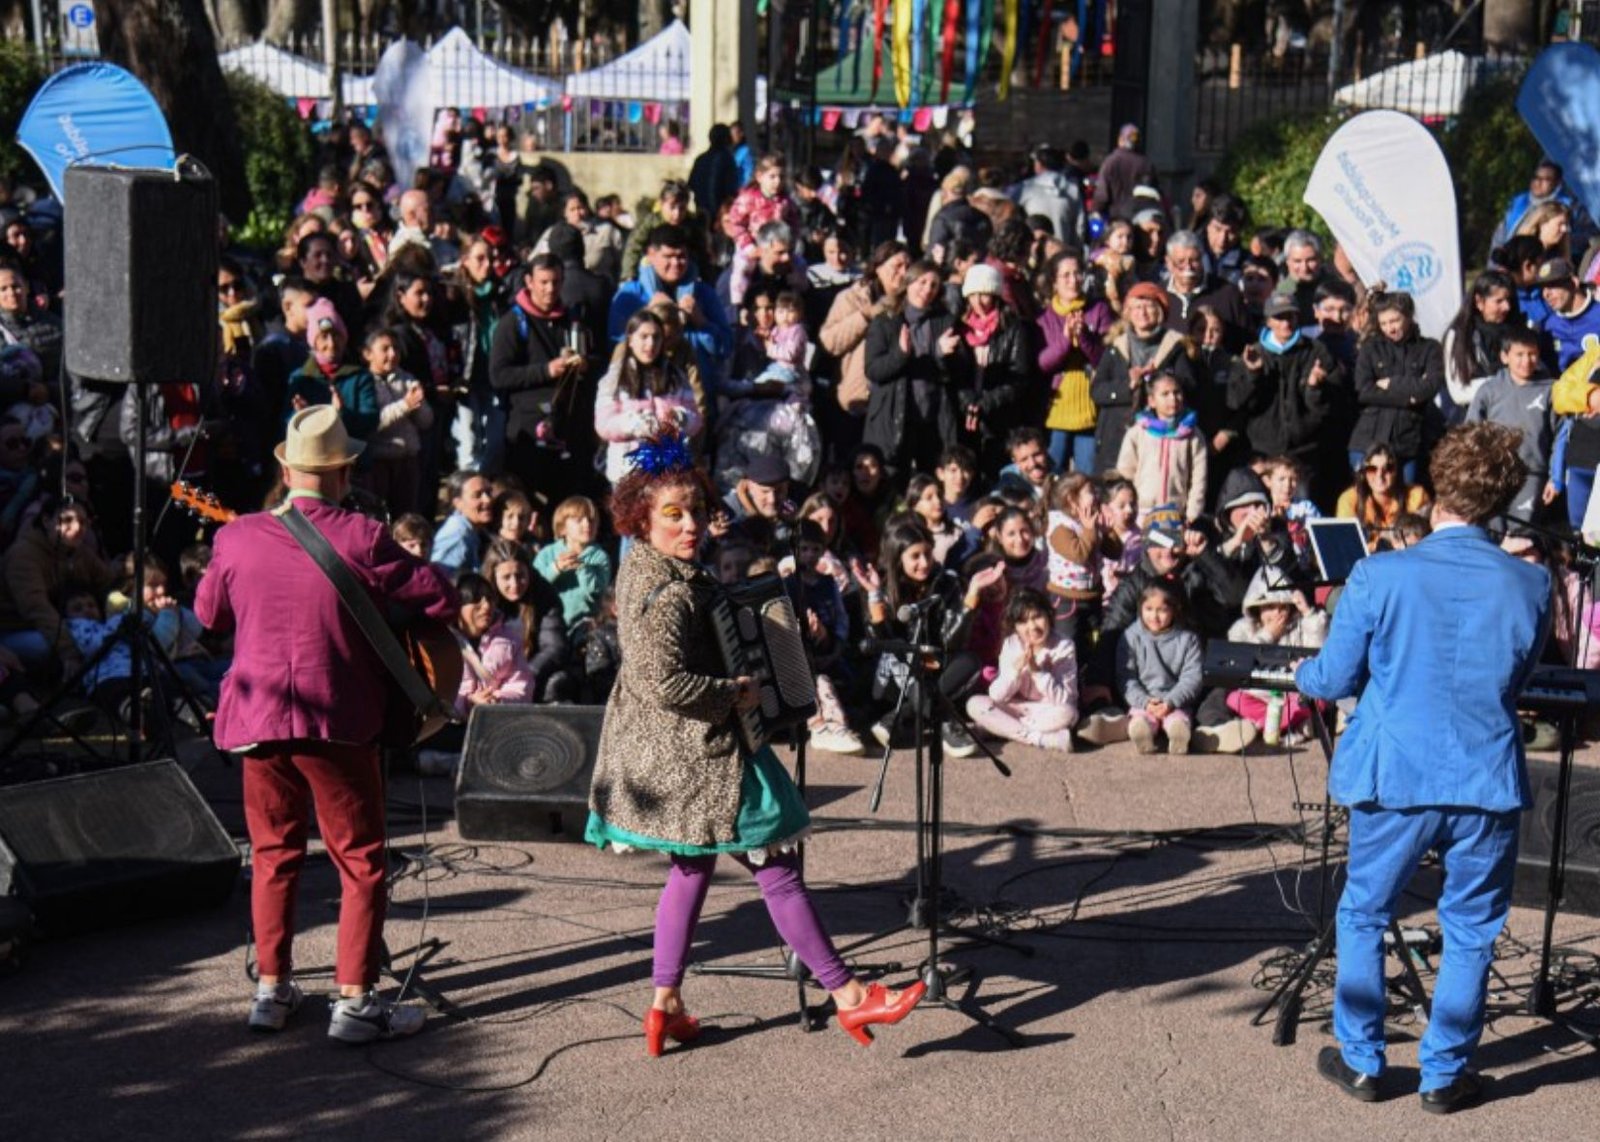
[
  {"left": 872, "top": 0, "right": 890, "bottom": 101},
  {"left": 998, "top": 0, "right": 1019, "bottom": 99},
  {"left": 910, "top": 0, "right": 926, "bottom": 109},
  {"left": 1033, "top": 0, "right": 1055, "bottom": 87},
  {"left": 964, "top": 0, "right": 983, "bottom": 102},
  {"left": 893, "top": 0, "right": 913, "bottom": 107},
  {"left": 940, "top": 0, "right": 960, "bottom": 102}
]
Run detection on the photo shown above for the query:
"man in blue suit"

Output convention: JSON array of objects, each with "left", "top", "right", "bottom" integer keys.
[{"left": 1296, "top": 422, "right": 1551, "bottom": 1115}]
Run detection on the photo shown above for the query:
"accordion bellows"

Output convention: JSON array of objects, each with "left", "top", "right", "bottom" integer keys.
[{"left": 710, "top": 575, "right": 818, "bottom": 753}]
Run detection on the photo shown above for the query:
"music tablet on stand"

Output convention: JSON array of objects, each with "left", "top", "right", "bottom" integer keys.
[{"left": 1307, "top": 518, "right": 1368, "bottom": 585}]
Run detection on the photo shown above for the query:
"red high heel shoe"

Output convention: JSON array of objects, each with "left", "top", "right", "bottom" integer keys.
[
  {"left": 644, "top": 1006, "right": 702, "bottom": 1057},
  {"left": 837, "top": 981, "right": 928, "bottom": 1046}
]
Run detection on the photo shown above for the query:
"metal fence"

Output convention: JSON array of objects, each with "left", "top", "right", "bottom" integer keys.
[
  {"left": 1193, "top": 43, "right": 1528, "bottom": 154},
  {"left": 8, "top": 29, "right": 692, "bottom": 154}
]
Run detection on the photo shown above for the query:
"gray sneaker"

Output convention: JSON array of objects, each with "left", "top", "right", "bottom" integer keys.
[
  {"left": 940, "top": 722, "right": 978, "bottom": 758},
  {"left": 248, "top": 980, "right": 303, "bottom": 1032},
  {"left": 328, "top": 992, "right": 426, "bottom": 1043}
]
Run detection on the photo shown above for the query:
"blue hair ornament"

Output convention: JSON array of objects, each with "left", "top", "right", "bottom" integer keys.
[{"left": 626, "top": 431, "right": 695, "bottom": 477}]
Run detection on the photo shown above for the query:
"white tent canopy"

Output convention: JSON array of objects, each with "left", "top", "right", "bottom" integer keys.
[
  {"left": 417, "top": 27, "right": 560, "bottom": 108},
  {"left": 222, "top": 32, "right": 561, "bottom": 109},
  {"left": 565, "top": 18, "right": 691, "bottom": 101},
  {"left": 220, "top": 42, "right": 337, "bottom": 100},
  {"left": 1333, "top": 50, "right": 1516, "bottom": 118}
]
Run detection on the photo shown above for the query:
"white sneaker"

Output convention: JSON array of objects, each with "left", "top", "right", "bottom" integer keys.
[
  {"left": 1166, "top": 719, "right": 1192, "bottom": 755},
  {"left": 870, "top": 719, "right": 894, "bottom": 748},
  {"left": 811, "top": 723, "right": 865, "bottom": 755},
  {"left": 328, "top": 992, "right": 426, "bottom": 1043},
  {"left": 1128, "top": 718, "right": 1158, "bottom": 754},
  {"left": 1193, "top": 719, "right": 1259, "bottom": 755},
  {"left": 1076, "top": 711, "right": 1129, "bottom": 746},
  {"left": 248, "top": 980, "right": 303, "bottom": 1032}
]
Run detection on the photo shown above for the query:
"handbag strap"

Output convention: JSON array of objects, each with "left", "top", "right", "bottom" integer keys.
[{"left": 277, "top": 503, "right": 445, "bottom": 718}]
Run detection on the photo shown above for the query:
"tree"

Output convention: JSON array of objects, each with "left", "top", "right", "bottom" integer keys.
[{"left": 98, "top": 0, "right": 253, "bottom": 222}]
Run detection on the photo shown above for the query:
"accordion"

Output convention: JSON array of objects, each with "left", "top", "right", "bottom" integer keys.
[{"left": 709, "top": 574, "right": 818, "bottom": 753}]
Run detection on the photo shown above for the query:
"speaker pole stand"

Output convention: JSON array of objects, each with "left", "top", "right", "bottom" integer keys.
[{"left": 127, "top": 383, "right": 148, "bottom": 763}]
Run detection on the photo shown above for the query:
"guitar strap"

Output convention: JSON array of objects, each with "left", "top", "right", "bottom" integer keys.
[{"left": 276, "top": 504, "right": 450, "bottom": 722}]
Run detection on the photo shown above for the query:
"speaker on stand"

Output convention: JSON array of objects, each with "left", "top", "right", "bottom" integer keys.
[
  {"left": 454, "top": 706, "right": 605, "bottom": 841},
  {"left": 57, "top": 161, "right": 219, "bottom": 762}
]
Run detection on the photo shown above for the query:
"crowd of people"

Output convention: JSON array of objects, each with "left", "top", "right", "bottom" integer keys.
[{"left": 1, "top": 115, "right": 1597, "bottom": 764}]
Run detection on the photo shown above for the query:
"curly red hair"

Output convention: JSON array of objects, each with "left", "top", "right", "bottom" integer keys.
[{"left": 610, "top": 464, "right": 719, "bottom": 539}]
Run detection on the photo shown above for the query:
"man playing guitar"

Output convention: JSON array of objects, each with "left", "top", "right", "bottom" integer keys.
[{"left": 196, "top": 406, "right": 456, "bottom": 1042}]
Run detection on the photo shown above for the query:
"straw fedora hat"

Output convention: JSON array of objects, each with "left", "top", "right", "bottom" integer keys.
[{"left": 274, "top": 405, "right": 365, "bottom": 472}]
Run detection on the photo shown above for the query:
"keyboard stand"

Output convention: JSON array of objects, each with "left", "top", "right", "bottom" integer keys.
[{"left": 1248, "top": 700, "right": 1433, "bottom": 1046}]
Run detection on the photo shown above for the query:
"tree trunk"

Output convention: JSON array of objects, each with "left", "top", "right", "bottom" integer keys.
[
  {"left": 263, "top": 0, "right": 318, "bottom": 42},
  {"left": 97, "top": 0, "right": 253, "bottom": 223},
  {"left": 209, "top": 0, "right": 264, "bottom": 45}
]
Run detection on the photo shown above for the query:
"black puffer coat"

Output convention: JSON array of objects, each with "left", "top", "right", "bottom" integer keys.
[{"left": 1349, "top": 331, "right": 1444, "bottom": 462}]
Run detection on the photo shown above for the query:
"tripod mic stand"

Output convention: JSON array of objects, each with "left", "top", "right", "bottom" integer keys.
[
  {"left": 841, "top": 615, "right": 1026, "bottom": 1047},
  {"left": 1250, "top": 700, "right": 1433, "bottom": 1045}
]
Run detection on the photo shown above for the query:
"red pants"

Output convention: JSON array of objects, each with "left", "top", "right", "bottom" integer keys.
[{"left": 242, "top": 741, "right": 387, "bottom": 987}]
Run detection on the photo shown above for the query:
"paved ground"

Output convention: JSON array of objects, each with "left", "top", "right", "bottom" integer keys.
[{"left": 0, "top": 730, "right": 1596, "bottom": 1142}]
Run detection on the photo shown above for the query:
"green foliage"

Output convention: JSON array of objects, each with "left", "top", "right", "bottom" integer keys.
[
  {"left": 1441, "top": 70, "right": 1541, "bottom": 265},
  {"left": 225, "top": 72, "right": 314, "bottom": 251},
  {"left": 0, "top": 42, "right": 48, "bottom": 186},
  {"left": 1214, "top": 110, "right": 1348, "bottom": 243}
]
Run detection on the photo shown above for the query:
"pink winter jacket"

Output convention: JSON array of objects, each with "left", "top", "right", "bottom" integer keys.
[
  {"left": 594, "top": 360, "right": 703, "bottom": 484},
  {"left": 456, "top": 621, "right": 534, "bottom": 718},
  {"left": 725, "top": 184, "right": 802, "bottom": 250}
]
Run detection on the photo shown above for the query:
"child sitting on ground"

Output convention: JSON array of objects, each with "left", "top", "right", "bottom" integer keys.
[
  {"left": 788, "top": 519, "right": 862, "bottom": 756},
  {"left": 1116, "top": 581, "right": 1204, "bottom": 755},
  {"left": 1223, "top": 572, "right": 1329, "bottom": 747},
  {"left": 966, "top": 588, "right": 1078, "bottom": 752},
  {"left": 533, "top": 495, "right": 612, "bottom": 632},
  {"left": 1100, "top": 477, "right": 1143, "bottom": 595}
]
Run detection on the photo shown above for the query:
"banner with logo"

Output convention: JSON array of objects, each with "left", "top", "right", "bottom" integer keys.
[
  {"left": 1517, "top": 42, "right": 1600, "bottom": 223},
  {"left": 16, "top": 63, "right": 175, "bottom": 200},
  {"left": 1303, "top": 109, "right": 1462, "bottom": 340}
]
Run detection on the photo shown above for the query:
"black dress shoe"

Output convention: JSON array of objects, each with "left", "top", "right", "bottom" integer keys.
[
  {"left": 1420, "top": 1071, "right": 1487, "bottom": 1115},
  {"left": 1317, "top": 1046, "right": 1382, "bottom": 1102}
]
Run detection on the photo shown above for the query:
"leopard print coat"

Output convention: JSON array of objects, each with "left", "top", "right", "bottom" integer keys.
[{"left": 588, "top": 541, "right": 744, "bottom": 846}]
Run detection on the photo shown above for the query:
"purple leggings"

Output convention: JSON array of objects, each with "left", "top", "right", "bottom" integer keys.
[{"left": 652, "top": 849, "right": 854, "bottom": 991}]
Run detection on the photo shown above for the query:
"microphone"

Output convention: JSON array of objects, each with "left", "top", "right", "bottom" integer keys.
[
  {"left": 896, "top": 572, "right": 956, "bottom": 624},
  {"left": 859, "top": 637, "right": 941, "bottom": 658}
]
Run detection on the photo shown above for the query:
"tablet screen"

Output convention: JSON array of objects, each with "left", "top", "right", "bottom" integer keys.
[{"left": 1307, "top": 519, "right": 1368, "bottom": 583}]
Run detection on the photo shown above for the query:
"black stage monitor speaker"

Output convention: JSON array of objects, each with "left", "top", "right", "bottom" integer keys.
[
  {"left": 64, "top": 163, "right": 219, "bottom": 384},
  {"left": 0, "top": 760, "right": 241, "bottom": 935},
  {"left": 456, "top": 706, "right": 604, "bottom": 842},
  {"left": 1513, "top": 759, "right": 1600, "bottom": 917}
]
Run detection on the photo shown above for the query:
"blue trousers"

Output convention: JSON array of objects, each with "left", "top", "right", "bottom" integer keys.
[
  {"left": 1566, "top": 466, "right": 1595, "bottom": 531},
  {"left": 1048, "top": 429, "right": 1098, "bottom": 476},
  {"left": 1335, "top": 804, "right": 1519, "bottom": 1091}
]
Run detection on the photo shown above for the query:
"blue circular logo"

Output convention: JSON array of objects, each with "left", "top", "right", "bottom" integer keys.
[
  {"left": 1379, "top": 242, "right": 1441, "bottom": 296},
  {"left": 67, "top": 4, "right": 94, "bottom": 26}
]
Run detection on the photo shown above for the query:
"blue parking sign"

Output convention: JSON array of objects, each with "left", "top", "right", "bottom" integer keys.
[{"left": 67, "top": 4, "right": 94, "bottom": 27}]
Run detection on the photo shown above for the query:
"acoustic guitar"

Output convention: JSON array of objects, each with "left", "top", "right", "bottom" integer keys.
[{"left": 168, "top": 482, "right": 463, "bottom": 745}]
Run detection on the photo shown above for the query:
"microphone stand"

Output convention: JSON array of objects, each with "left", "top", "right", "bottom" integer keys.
[
  {"left": 1499, "top": 512, "right": 1600, "bottom": 1048},
  {"left": 839, "top": 608, "right": 1026, "bottom": 1047}
]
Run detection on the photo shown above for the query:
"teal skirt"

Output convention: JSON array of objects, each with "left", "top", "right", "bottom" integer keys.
[{"left": 584, "top": 744, "right": 810, "bottom": 858}]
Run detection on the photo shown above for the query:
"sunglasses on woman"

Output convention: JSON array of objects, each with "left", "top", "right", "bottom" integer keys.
[{"left": 1364, "top": 464, "right": 1396, "bottom": 475}]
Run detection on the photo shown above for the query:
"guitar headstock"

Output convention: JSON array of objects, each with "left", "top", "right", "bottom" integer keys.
[{"left": 169, "top": 482, "right": 238, "bottom": 525}]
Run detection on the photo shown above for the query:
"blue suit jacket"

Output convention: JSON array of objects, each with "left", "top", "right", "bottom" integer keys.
[{"left": 1295, "top": 525, "right": 1550, "bottom": 813}]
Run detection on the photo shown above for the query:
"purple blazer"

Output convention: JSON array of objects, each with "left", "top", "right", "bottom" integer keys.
[{"left": 195, "top": 499, "right": 457, "bottom": 750}]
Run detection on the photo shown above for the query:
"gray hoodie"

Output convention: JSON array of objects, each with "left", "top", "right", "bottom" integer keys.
[
  {"left": 1116, "top": 622, "right": 1204, "bottom": 711},
  {"left": 1464, "top": 368, "right": 1555, "bottom": 475}
]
